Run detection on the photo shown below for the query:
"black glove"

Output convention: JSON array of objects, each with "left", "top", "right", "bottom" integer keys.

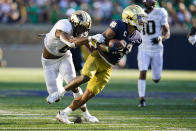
[
  {"left": 189, "top": 26, "right": 196, "bottom": 36},
  {"left": 151, "top": 37, "right": 162, "bottom": 45}
]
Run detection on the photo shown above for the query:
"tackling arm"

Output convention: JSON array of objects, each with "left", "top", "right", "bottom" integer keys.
[
  {"left": 56, "top": 29, "right": 105, "bottom": 48},
  {"left": 56, "top": 30, "right": 89, "bottom": 48}
]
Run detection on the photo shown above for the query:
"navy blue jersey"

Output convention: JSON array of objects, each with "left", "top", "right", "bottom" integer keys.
[{"left": 99, "top": 20, "right": 142, "bottom": 65}]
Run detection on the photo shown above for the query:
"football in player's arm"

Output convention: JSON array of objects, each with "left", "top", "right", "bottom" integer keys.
[
  {"left": 137, "top": 0, "right": 170, "bottom": 107},
  {"left": 46, "top": 5, "right": 146, "bottom": 124}
]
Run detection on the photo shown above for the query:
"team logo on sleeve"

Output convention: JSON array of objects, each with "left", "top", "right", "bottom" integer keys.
[{"left": 110, "top": 21, "right": 117, "bottom": 28}]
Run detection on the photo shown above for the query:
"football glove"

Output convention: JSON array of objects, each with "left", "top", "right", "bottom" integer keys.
[
  {"left": 188, "top": 35, "right": 196, "bottom": 45},
  {"left": 88, "top": 34, "right": 105, "bottom": 43},
  {"left": 151, "top": 36, "right": 162, "bottom": 45}
]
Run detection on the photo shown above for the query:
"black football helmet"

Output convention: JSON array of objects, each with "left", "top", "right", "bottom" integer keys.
[{"left": 143, "top": 0, "right": 157, "bottom": 10}]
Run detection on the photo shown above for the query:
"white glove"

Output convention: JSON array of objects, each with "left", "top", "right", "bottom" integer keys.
[
  {"left": 88, "top": 34, "right": 105, "bottom": 43},
  {"left": 188, "top": 35, "right": 196, "bottom": 45}
]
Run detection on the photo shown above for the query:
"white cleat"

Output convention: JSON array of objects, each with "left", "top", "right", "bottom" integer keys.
[
  {"left": 84, "top": 115, "right": 99, "bottom": 123},
  {"left": 46, "top": 91, "right": 64, "bottom": 104},
  {"left": 56, "top": 111, "right": 74, "bottom": 124}
]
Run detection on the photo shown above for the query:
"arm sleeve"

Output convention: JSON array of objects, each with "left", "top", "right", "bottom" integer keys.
[
  {"left": 160, "top": 8, "right": 169, "bottom": 26},
  {"left": 55, "top": 20, "right": 72, "bottom": 34}
]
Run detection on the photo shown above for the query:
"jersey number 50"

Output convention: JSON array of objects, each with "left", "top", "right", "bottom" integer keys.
[{"left": 143, "top": 20, "right": 156, "bottom": 35}]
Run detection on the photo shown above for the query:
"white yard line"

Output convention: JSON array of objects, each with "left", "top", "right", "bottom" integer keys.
[
  {"left": 0, "top": 110, "right": 11, "bottom": 114},
  {"left": 1, "top": 112, "right": 196, "bottom": 120}
]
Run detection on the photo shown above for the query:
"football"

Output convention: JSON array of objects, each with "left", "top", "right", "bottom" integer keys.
[
  {"left": 73, "top": 115, "right": 82, "bottom": 124},
  {"left": 109, "top": 39, "right": 126, "bottom": 49}
]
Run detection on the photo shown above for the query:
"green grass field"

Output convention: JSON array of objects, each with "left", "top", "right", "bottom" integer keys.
[{"left": 0, "top": 68, "right": 196, "bottom": 130}]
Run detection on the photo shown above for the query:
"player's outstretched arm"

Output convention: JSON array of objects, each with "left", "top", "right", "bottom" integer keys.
[
  {"left": 56, "top": 30, "right": 89, "bottom": 48},
  {"left": 56, "top": 30, "right": 105, "bottom": 48}
]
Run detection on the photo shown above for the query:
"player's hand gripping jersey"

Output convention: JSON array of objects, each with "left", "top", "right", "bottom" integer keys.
[
  {"left": 99, "top": 20, "right": 142, "bottom": 65},
  {"left": 44, "top": 19, "right": 72, "bottom": 56},
  {"left": 139, "top": 8, "right": 168, "bottom": 52}
]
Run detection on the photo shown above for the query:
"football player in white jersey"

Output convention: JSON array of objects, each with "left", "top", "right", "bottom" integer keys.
[
  {"left": 188, "top": 18, "right": 196, "bottom": 45},
  {"left": 41, "top": 10, "right": 101, "bottom": 123},
  {"left": 137, "top": 0, "right": 170, "bottom": 107}
]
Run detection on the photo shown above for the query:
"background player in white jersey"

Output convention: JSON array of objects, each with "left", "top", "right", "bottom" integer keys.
[
  {"left": 41, "top": 10, "right": 99, "bottom": 123},
  {"left": 188, "top": 17, "right": 196, "bottom": 102},
  {"left": 188, "top": 17, "right": 196, "bottom": 45},
  {"left": 137, "top": 0, "right": 170, "bottom": 107}
]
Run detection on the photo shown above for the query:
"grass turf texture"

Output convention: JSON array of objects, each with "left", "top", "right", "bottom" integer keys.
[{"left": 0, "top": 68, "right": 196, "bottom": 130}]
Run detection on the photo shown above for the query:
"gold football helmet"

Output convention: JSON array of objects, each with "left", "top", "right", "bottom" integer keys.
[
  {"left": 122, "top": 5, "right": 147, "bottom": 31},
  {"left": 70, "top": 10, "right": 92, "bottom": 36}
]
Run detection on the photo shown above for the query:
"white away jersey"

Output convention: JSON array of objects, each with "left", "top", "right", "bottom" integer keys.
[
  {"left": 139, "top": 8, "right": 168, "bottom": 52},
  {"left": 44, "top": 19, "right": 73, "bottom": 56}
]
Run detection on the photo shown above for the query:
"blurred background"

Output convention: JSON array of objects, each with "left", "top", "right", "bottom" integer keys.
[{"left": 0, "top": 0, "right": 196, "bottom": 70}]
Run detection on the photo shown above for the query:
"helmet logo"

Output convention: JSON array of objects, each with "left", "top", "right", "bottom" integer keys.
[
  {"left": 110, "top": 21, "right": 117, "bottom": 28},
  {"left": 77, "top": 14, "right": 84, "bottom": 21}
]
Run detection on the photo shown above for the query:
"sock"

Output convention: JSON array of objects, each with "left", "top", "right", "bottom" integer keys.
[
  {"left": 59, "top": 87, "right": 66, "bottom": 95},
  {"left": 83, "top": 110, "right": 91, "bottom": 117},
  {"left": 138, "top": 80, "right": 146, "bottom": 97},
  {"left": 62, "top": 107, "right": 73, "bottom": 115}
]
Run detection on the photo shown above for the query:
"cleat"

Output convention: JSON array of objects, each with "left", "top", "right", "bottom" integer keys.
[
  {"left": 84, "top": 115, "right": 99, "bottom": 123},
  {"left": 46, "top": 91, "right": 64, "bottom": 104},
  {"left": 138, "top": 99, "right": 147, "bottom": 107},
  {"left": 56, "top": 111, "right": 74, "bottom": 124}
]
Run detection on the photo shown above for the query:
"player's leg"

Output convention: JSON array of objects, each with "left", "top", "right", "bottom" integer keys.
[
  {"left": 56, "top": 73, "right": 65, "bottom": 94},
  {"left": 151, "top": 51, "right": 163, "bottom": 83},
  {"left": 56, "top": 89, "right": 95, "bottom": 124},
  {"left": 59, "top": 53, "right": 97, "bottom": 122},
  {"left": 137, "top": 50, "right": 150, "bottom": 107},
  {"left": 41, "top": 56, "right": 60, "bottom": 95},
  {"left": 57, "top": 54, "right": 112, "bottom": 124},
  {"left": 59, "top": 64, "right": 112, "bottom": 124}
]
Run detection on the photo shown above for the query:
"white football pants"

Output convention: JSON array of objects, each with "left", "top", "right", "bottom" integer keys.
[
  {"left": 41, "top": 51, "right": 76, "bottom": 94},
  {"left": 137, "top": 49, "right": 163, "bottom": 80}
]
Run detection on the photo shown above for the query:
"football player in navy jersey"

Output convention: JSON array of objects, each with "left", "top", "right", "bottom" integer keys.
[{"left": 46, "top": 5, "right": 147, "bottom": 124}]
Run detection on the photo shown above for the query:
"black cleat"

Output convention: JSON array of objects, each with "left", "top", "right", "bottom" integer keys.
[{"left": 138, "top": 99, "right": 147, "bottom": 107}]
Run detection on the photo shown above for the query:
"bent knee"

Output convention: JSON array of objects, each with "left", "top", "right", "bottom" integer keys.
[
  {"left": 81, "top": 75, "right": 90, "bottom": 83},
  {"left": 139, "top": 70, "right": 147, "bottom": 80}
]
